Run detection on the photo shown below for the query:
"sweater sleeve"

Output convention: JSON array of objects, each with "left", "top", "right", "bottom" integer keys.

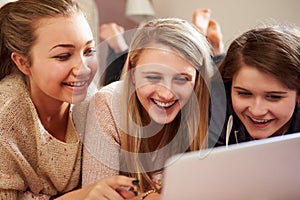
[
  {"left": 0, "top": 95, "right": 32, "bottom": 194},
  {"left": 82, "top": 83, "right": 121, "bottom": 186},
  {"left": 0, "top": 190, "right": 17, "bottom": 200}
]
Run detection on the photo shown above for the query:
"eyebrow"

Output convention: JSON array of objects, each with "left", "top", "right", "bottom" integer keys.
[
  {"left": 178, "top": 72, "right": 193, "bottom": 79},
  {"left": 142, "top": 71, "right": 193, "bottom": 77},
  {"left": 233, "top": 86, "right": 288, "bottom": 94},
  {"left": 49, "top": 40, "right": 94, "bottom": 52}
]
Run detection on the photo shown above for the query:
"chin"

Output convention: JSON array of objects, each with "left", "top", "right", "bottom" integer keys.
[
  {"left": 152, "top": 116, "right": 175, "bottom": 125},
  {"left": 248, "top": 131, "right": 273, "bottom": 139},
  {"left": 70, "top": 94, "right": 87, "bottom": 104}
]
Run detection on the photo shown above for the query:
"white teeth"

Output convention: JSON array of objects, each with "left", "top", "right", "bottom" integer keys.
[
  {"left": 65, "top": 81, "right": 87, "bottom": 87},
  {"left": 250, "top": 117, "right": 270, "bottom": 123},
  {"left": 154, "top": 99, "right": 175, "bottom": 108}
]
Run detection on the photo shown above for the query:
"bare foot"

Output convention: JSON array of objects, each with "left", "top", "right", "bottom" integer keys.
[
  {"left": 207, "top": 19, "right": 224, "bottom": 56},
  {"left": 192, "top": 8, "right": 211, "bottom": 35}
]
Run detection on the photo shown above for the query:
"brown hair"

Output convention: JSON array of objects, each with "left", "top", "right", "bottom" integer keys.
[
  {"left": 0, "top": 0, "right": 80, "bottom": 80},
  {"left": 219, "top": 25, "right": 300, "bottom": 95}
]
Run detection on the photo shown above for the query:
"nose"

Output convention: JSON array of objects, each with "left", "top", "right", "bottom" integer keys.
[
  {"left": 72, "top": 59, "right": 91, "bottom": 78},
  {"left": 156, "top": 84, "right": 175, "bottom": 100},
  {"left": 248, "top": 98, "right": 268, "bottom": 116}
]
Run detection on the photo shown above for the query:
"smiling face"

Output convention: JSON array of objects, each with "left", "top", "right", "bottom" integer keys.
[
  {"left": 26, "top": 13, "right": 97, "bottom": 105},
  {"left": 231, "top": 65, "right": 298, "bottom": 139},
  {"left": 132, "top": 47, "right": 197, "bottom": 124}
]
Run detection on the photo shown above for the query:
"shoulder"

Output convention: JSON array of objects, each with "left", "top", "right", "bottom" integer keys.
[
  {"left": 0, "top": 73, "right": 28, "bottom": 99},
  {"left": 93, "top": 81, "right": 123, "bottom": 107},
  {"left": 87, "top": 81, "right": 123, "bottom": 123},
  {"left": 98, "top": 81, "right": 122, "bottom": 95},
  {"left": 0, "top": 74, "right": 34, "bottom": 126},
  {"left": 0, "top": 75, "right": 37, "bottom": 151},
  {"left": 288, "top": 105, "right": 300, "bottom": 133}
]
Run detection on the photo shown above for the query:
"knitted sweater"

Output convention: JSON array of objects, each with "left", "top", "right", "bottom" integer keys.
[
  {"left": 81, "top": 81, "right": 164, "bottom": 191},
  {"left": 81, "top": 81, "right": 121, "bottom": 186},
  {"left": 0, "top": 73, "right": 82, "bottom": 199}
]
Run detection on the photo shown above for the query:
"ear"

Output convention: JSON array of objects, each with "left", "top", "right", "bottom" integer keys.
[{"left": 11, "top": 52, "right": 31, "bottom": 75}]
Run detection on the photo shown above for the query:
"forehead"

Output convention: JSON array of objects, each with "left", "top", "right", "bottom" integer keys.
[
  {"left": 136, "top": 47, "right": 196, "bottom": 73},
  {"left": 33, "top": 13, "right": 93, "bottom": 44},
  {"left": 233, "top": 65, "right": 290, "bottom": 90}
]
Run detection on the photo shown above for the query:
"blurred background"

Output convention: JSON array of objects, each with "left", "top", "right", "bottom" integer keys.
[{"left": 95, "top": 0, "right": 300, "bottom": 47}]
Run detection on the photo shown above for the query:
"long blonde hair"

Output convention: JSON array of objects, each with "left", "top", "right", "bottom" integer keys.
[{"left": 119, "top": 18, "right": 214, "bottom": 192}]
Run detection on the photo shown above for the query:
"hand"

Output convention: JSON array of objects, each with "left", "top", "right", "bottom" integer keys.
[
  {"left": 99, "top": 23, "right": 128, "bottom": 53},
  {"left": 57, "top": 175, "right": 138, "bottom": 200}
]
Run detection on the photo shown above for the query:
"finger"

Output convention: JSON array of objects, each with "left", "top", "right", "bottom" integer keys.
[
  {"left": 90, "top": 182, "right": 124, "bottom": 200},
  {"left": 116, "top": 188, "right": 137, "bottom": 199},
  {"left": 105, "top": 175, "right": 138, "bottom": 189}
]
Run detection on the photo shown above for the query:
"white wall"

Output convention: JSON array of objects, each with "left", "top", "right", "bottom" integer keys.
[{"left": 152, "top": 0, "right": 300, "bottom": 48}]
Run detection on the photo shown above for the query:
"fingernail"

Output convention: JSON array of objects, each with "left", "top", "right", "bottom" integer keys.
[{"left": 132, "top": 180, "right": 139, "bottom": 185}]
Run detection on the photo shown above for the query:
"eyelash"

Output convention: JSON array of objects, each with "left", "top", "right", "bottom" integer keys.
[
  {"left": 145, "top": 76, "right": 190, "bottom": 83},
  {"left": 237, "top": 91, "right": 251, "bottom": 96},
  {"left": 54, "top": 47, "right": 96, "bottom": 61},
  {"left": 237, "top": 92, "right": 283, "bottom": 100},
  {"left": 145, "top": 76, "right": 161, "bottom": 81},
  {"left": 266, "top": 95, "right": 283, "bottom": 100}
]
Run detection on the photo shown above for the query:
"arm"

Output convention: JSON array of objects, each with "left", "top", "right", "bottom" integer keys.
[
  {"left": 0, "top": 97, "right": 32, "bottom": 199},
  {"left": 56, "top": 175, "right": 137, "bottom": 200},
  {"left": 82, "top": 82, "right": 122, "bottom": 186}
]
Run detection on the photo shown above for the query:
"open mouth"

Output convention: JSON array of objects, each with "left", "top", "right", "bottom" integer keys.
[
  {"left": 248, "top": 116, "right": 273, "bottom": 125},
  {"left": 152, "top": 99, "right": 177, "bottom": 108},
  {"left": 62, "top": 81, "right": 88, "bottom": 87}
]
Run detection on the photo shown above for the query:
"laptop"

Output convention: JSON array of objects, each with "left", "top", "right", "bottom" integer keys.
[{"left": 162, "top": 133, "right": 300, "bottom": 200}]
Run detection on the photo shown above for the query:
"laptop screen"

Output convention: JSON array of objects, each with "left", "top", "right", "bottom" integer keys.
[{"left": 162, "top": 133, "right": 300, "bottom": 200}]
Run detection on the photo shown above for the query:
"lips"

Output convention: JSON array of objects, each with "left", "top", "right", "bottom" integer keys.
[
  {"left": 247, "top": 116, "right": 274, "bottom": 128},
  {"left": 62, "top": 81, "right": 88, "bottom": 87},
  {"left": 152, "top": 99, "right": 177, "bottom": 108}
]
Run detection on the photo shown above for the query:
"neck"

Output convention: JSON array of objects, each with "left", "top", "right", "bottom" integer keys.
[{"left": 35, "top": 101, "right": 70, "bottom": 142}]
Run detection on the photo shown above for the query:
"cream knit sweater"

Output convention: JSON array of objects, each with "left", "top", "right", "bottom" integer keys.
[
  {"left": 81, "top": 81, "right": 164, "bottom": 191},
  {"left": 0, "top": 73, "right": 82, "bottom": 199},
  {"left": 81, "top": 81, "right": 121, "bottom": 186}
]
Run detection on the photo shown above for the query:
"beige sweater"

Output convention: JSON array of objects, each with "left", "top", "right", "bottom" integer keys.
[
  {"left": 0, "top": 73, "right": 82, "bottom": 199},
  {"left": 81, "top": 81, "right": 121, "bottom": 186},
  {"left": 81, "top": 81, "right": 164, "bottom": 191}
]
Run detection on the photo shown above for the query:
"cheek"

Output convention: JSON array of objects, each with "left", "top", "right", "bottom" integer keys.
[
  {"left": 87, "top": 58, "right": 98, "bottom": 76},
  {"left": 231, "top": 94, "right": 247, "bottom": 114},
  {"left": 176, "top": 87, "right": 194, "bottom": 106},
  {"left": 174, "top": 82, "right": 195, "bottom": 103},
  {"left": 274, "top": 101, "right": 296, "bottom": 121},
  {"left": 135, "top": 85, "right": 154, "bottom": 106}
]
